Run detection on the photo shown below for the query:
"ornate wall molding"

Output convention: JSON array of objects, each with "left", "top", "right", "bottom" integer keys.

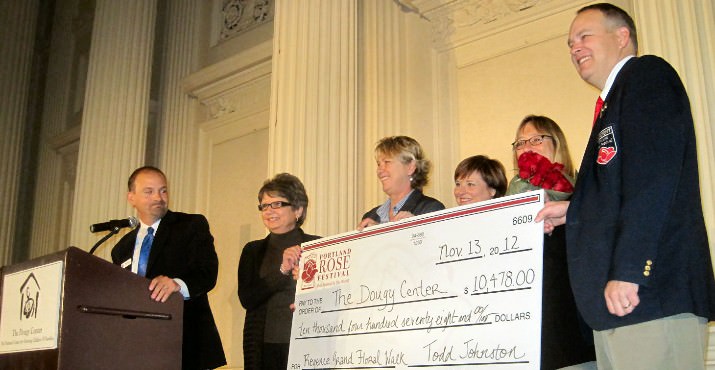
[
  {"left": 218, "top": 0, "right": 274, "bottom": 43},
  {"left": 183, "top": 40, "right": 272, "bottom": 121},
  {"left": 409, "top": 0, "right": 576, "bottom": 51},
  {"left": 203, "top": 77, "right": 271, "bottom": 120}
]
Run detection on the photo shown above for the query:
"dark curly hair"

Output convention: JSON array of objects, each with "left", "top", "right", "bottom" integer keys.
[{"left": 258, "top": 173, "right": 309, "bottom": 227}]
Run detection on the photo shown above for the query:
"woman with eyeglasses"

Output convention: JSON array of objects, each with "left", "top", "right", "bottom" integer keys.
[
  {"left": 237, "top": 173, "right": 320, "bottom": 370},
  {"left": 510, "top": 115, "right": 575, "bottom": 181},
  {"left": 357, "top": 135, "right": 445, "bottom": 230},
  {"left": 508, "top": 115, "right": 596, "bottom": 370}
]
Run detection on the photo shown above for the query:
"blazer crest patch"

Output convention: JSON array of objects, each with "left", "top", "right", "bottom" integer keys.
[{"left": 597, "top": 125, "right": 618, "bottom": 165}]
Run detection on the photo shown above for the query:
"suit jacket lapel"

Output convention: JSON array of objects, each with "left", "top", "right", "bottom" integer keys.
[
  {"left": 574, "top": 58, "right": 637, "bottom": 213},
  {"left": 400, "top": 190, "right": 422, "bottom": 214},
  {"left": 117, "top": 228, "right": 139, "bottom": 269},
  {"left": 147, "top": 210, "right": 174, "bottom": 275}
]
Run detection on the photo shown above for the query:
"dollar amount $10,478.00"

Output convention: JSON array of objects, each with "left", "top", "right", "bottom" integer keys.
[{"left": 466, "top": 268, "right": 536, "bottom": 295}]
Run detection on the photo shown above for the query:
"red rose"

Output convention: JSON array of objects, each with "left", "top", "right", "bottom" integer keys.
[
  {"left": 519, "top": 166, "right": 532, "bottom": 179},
  {"left": 541, "top": 168, "right": 563, "bottom": 190},
  {"left": 516, "top": 152, "right": 573, "bottom": 193},
  {"left": 552, "top": 175, "right": 574, "bottom": 192},
  {"left": 530, "top": 172, "right": 544, "bottom": 187},
  {"left": 518, "top": 152, "right": 542, "bottom": 179},
  {"left": 535, "top": 156, "right": 552, "bottom": 176}
]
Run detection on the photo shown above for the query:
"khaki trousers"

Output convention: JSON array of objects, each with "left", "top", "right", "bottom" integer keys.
[{"left": 592, "top": 313, "right": 707, "bottom": 370}]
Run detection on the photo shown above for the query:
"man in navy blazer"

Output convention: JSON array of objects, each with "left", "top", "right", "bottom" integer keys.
[
  {"left": 112, "top": 166, "right": 226, "bottom": 370},
  {"left": 538, "top": 3, "right": 715, "bottom": 368}
]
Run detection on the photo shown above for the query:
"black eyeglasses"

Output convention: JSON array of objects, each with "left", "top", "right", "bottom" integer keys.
[
  {"left": 258, "top": 201, "right": 292, "bottom": 211},
  {"left": 511, "top": 135, "right": 553, "bottom": 150}
]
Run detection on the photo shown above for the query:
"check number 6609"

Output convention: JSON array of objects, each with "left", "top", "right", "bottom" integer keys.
[{"left": 512, "top": 214, "right": 533, "bottom": 225}]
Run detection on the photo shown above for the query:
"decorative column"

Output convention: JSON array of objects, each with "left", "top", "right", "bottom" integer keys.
[
  {"left": 360, "top": 1, "right": 408, "bottom": 211},
  {"left": 360, "top": 1, "right": 446, "bottom": 211},
  {"left": 157, "top": 1, "right": 200, "bottom": 212},
  {"left": 30, "top": 2, "right": 93, "bottom": 259},
  {"left": 0, "top": 0, "right": 39, "bottom": 265},
  {"left": 269, "top": 0, "right": 358, "bottom": 236},
  {"left": 70, "top": 0, "right": 157, "bottom": 258},
  {"left": 633, "top": 0, "right": 715, "bottom": 245}
]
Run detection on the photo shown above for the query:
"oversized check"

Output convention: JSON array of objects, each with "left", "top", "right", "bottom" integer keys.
[{"left": 288, "top": 190, "right": 544, "bottom": 369}]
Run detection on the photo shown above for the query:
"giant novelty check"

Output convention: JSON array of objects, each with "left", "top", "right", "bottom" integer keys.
[{"left": 288, "top": 190, "right": 545, "bottom": 369}]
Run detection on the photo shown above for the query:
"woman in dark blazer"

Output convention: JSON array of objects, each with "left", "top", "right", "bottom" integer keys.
[
  {"left": 237, "top": 173, "right": 320, "bottom": 370},
  {"left": 357, "top": 135, "right": 444, "bottom": 229}
]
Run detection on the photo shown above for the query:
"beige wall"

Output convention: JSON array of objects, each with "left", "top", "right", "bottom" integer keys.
[
  {"left": 455, "top": 30, "right": 596, "bottom": 201},
  {"left": 185, "top": 37, "right": 274, "bottom": 366},
  {"left": 204, "top": 123, "right": 269, "bottom": 368},
  {"left": 420, "top": 1, "right": 610, "bottom": 208}
]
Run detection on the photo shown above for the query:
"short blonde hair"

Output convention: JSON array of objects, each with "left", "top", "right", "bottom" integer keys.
[{"left": 375, "top": 136, "right": 431, "bottom": 189}]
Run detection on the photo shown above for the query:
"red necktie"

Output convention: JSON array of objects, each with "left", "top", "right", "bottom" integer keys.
[{"left": 593, "top": 96, "right": 604, "bottom": 126}]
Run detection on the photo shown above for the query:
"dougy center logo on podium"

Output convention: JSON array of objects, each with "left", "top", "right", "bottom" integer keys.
[
  {"left": 20, "top": 273, "right": 41, "bottom": 320},
  {"left": 1, "top": 260, "right": 64, "bottom": 354},
  {"left": 300, "top": 247, "right": 352, "bottom": 290}
]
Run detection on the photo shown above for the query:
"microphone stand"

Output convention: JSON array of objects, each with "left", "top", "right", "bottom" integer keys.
[{"left": 89, "top": 226, "right": 122, "bottom": 255}]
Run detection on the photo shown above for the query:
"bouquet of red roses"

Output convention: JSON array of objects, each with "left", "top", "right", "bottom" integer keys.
[{"left": 507, "top": 151, "right": 574, "bottom": 200}]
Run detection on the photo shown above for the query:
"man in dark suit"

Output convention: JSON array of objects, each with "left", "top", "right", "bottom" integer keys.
[
  {"left": 112, "top": 166, "right": 226, "bottom": 370},
  {"left": 537, "top": 3, "right": 715, "bottom": 369}
]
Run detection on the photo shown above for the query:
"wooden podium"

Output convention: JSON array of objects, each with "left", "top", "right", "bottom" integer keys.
[{"left": 0, "top": 247, "right": 183, "bottom": 370}]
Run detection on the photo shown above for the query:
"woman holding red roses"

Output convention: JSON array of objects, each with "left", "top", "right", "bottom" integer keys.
[
  {"left": 237, "top": 173, "right": 320, "bottom": 370},
  {"left": 508, "top": 115, "right": 596, "bottom": 370},
  {"left": 508, "top": 115, "right": 575, "bottom": 198}
]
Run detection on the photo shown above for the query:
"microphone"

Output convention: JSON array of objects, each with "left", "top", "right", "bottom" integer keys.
[{"left": 89, "top": 217, "right": 139, "bottom": 233}]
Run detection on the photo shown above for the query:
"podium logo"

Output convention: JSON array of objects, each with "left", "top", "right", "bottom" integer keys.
[{"left": 19, "top": 273, "right": 40, "bottom": 320}]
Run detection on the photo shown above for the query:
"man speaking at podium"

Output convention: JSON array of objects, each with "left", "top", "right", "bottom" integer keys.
[{"left": 111, "top": 166, "right": 226, "bottom": 370}]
